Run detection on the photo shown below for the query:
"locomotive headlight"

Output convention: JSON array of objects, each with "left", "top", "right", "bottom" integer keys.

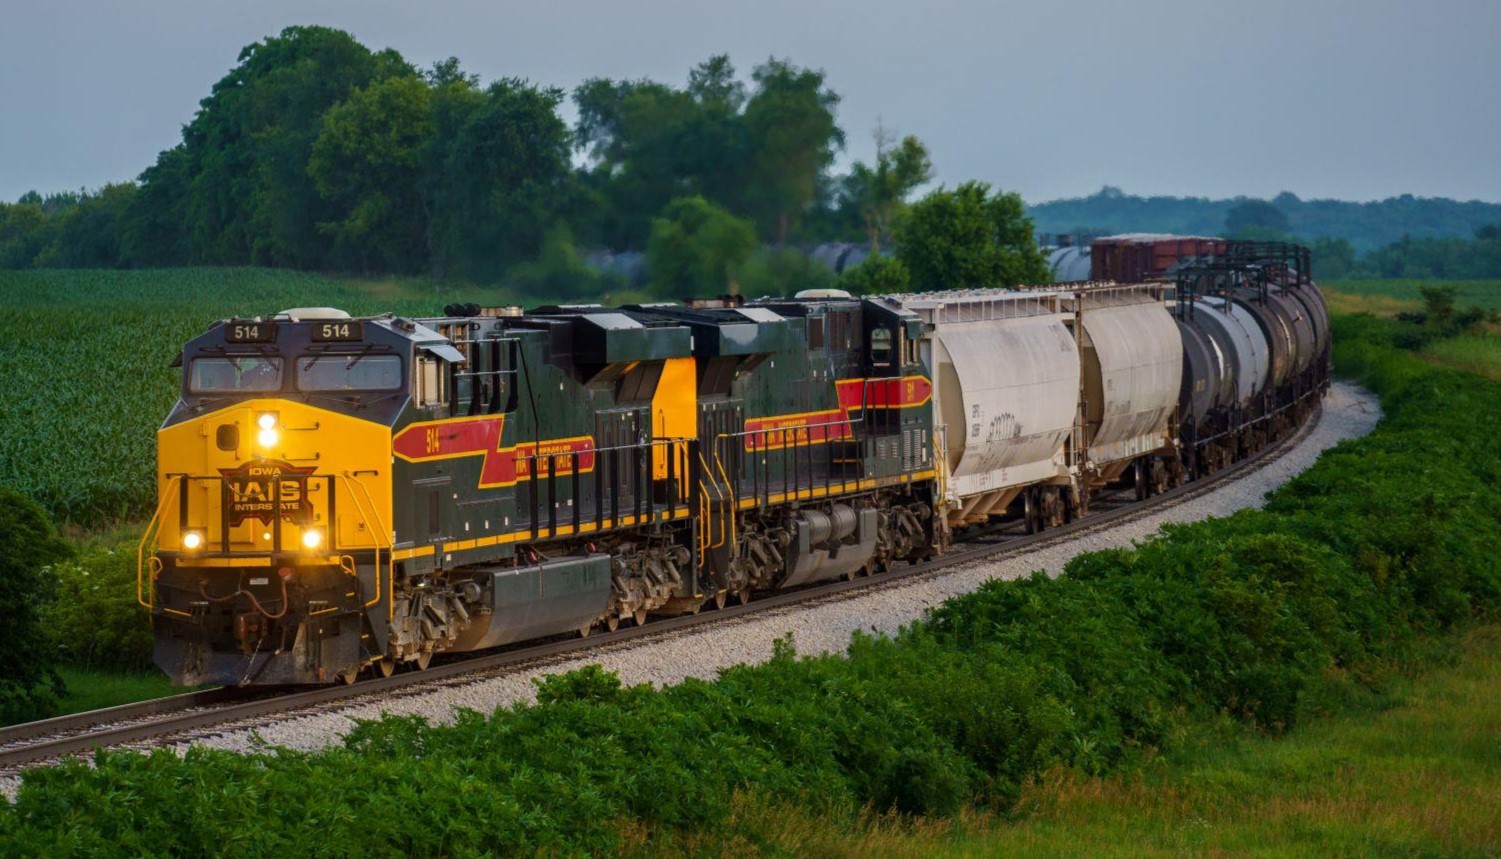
[
  {"left": 182, "top": 531, "right": 204, "bottom": 551},
  {"left": 256, "top": 413, "right": 279, "bottom": 448},
  {"left": 301, "top": 529, "right": 323, "bottom": 550}
]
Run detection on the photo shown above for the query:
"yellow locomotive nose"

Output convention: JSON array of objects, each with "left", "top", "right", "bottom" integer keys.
[{"left": 153, "top": 398, "right": 390, "bottom": 557}]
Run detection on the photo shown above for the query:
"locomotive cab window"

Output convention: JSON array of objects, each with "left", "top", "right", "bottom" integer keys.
[
  {"left": 189, "top": 356, "right": 283, "bottom": 393},
  {"left": 297, "top": 354, "right": 401, "bottom": 391},
  {"left": 415, "top": 352, "right": 449, "bottom": 408},
  {"left": 870, "top": 327, "right": 894, "bottom": 369}
]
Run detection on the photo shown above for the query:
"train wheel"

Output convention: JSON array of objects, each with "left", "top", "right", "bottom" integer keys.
[
  {"left": 634, "top": 608, "right": 648, "bottom": 627},
  {"left": 337, "top": 664, "right": 360, "bottom": 685},
  {"left": 416, "top": 651, "right": 433, "bottom": 671},
  {"left": 714, "top": 590, "right": 728, "bottom": 610},
  {"left": 377, "top": 658, "right": 396, "bottom": 678},
  {"left": 737, "top": 587, "right": 752, "bottom": 605},
  {"left": 606, "top": 614, "right": 620, "bottom": 633},
  {"left": 578, "top": 624, "right": 593, "bottom": 638}
]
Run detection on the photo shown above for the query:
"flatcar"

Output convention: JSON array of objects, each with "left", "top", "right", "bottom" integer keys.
[{"left": 138, "top": 241, "right": 1328, "bottom": 686}]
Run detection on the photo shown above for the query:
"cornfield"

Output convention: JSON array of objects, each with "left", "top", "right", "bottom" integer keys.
[{"left": 0, "top": 268, "right": 493, "bottom": 526}]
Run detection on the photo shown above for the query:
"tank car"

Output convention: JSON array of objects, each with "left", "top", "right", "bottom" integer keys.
[{"left": 1171, "top": 241, "right": 1330, "bottom": 474}]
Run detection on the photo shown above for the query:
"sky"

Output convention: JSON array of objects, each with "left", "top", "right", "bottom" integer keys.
[{"left": 1, "top": 0, "right": 1498, "bottom": 205}]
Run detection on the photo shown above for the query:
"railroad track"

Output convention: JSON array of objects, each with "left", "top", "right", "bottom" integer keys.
[{"left": 0, "top": 405, "right": 1321, "bottom": 772}]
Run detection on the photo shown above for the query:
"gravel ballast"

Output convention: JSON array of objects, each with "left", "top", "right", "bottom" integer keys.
[{"left": 161, "top": 381, "right": 1381, "bottom": 756}]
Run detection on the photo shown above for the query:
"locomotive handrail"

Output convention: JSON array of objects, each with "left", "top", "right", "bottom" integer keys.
[
  {"left": 338, "top": 473, "right": 393, "bottom": 621},
  {"left": 697, "top": 450, "right": 728, "bottom": 551},
  {"left": 511, "top": 436, "right": 693, "bottom": 535},
  {"left": 697, "top": 475, "right": 713, "bottom": 560},
  {"left": 710, "top": 438, "right": 736, "bottom": 551},
  {"left": 137, "top": 475, "right": 184, "bottom": 610},
  {"left": 697, "top": 484, "right": 708, "bottom": 561},
  {"left": 933, "top": 424, "right": 951, "bottom": 505}
]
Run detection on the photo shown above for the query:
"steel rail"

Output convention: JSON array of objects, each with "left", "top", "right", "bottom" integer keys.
[{"left": 0, "top": 403, "right": 1321, "bottom": 771}]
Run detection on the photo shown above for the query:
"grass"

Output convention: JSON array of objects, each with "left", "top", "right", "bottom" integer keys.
[
  {"left": 963, "top": 626, "right": 1501, "bottom": 857},
  {"left": 651, "top": 627, "right": 1501, "bottom": 858},
  {"left": 53, "top": 668, "right": 191, "bottom": 718},
  {"left": 1422, "top": 335, "right": 1501, "bottom": 379},
  {"left": 1323, "top": 278, "right": 1501, "bottom": 312},
  {"left": 1320, "top": 280, "right": 1501, "bottom": 381},
  {"left": 1320, "top": 285, "right": 1420, "bottom": 317}
]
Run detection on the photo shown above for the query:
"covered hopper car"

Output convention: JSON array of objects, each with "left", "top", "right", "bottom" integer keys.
[{"left": 139, "top": 241, "right": 1329, "bottom": 686}]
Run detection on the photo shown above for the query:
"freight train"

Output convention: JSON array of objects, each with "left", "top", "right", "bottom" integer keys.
[{"left": 139, "top": 240, "right": 1329, "bottom": 686}]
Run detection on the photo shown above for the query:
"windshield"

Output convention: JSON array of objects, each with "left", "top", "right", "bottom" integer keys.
[
  {"left": 298, "top": 353, "right": 402, "bottom": 392},
  {"left": 189, "top": 357, "right": 283, "bottom": 393}
]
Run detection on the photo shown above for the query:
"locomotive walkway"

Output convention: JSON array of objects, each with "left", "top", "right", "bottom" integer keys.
[{"left": 0, "top": 383, "right": 1379, "bottom": 778}]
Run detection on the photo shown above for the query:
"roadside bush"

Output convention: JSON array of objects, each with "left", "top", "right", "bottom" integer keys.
[
  {"left": 1, "top": 313, "right": 1499, "bottom": 854},
  {"left": 0, "top": 489, "right": 68, "bottom": 723},
  {"left": 44, "top": 544, "right": 155, "bottom": 672}
]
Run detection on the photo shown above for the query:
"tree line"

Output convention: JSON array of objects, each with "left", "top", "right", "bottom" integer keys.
[
  {"left": 1215, "top": 201, "right": 1501, "bottom": 280},
  {"left": 0, "top": 26, "right": 1049, "bottom": 297},
  {"left": 1308, "top": 227, "right": 1501, "bottom": 281},
  {"left": 1034, "top": 186, "right": 1501, "bottom": 256}
]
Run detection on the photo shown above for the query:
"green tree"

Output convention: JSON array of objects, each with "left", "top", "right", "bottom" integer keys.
[
  {"left": 505, "top": 224, "right": 618, "bottom": 301},
  {"left": 645, "top": 196, "right": 757, "bottom": 298},
  {"left": 742, "top": 59, "right": 844, "bottom": 242},
  {"left": 309, "top": 74, "right": 434, "bottom": 273},
  {"left": 839, "top": 254, "right": 911, "bottom": 295},
  {"left": 1310, "top": 236, "right": 1355, "bottom": 280},
  {"left": 737, "top": 248, "right": 837, "bottom": 297},
  {"left": 573, "top": 56, "right": 753, "bottom": 250},
  {"left": 434, "top": 79, "right": 575, "bottom": 281},
  {"left": 159, "top": 26, "right": 411, "bottom": 267},
  {"left": 897, "top": 181, "right": 1050, "bottom": 291},
  {"left": 1224, "top": 199, "right": 1292, "bottom": 238},
  {"left": 418, "top": 59, "right": 486, "bottom": 278},
  {"left": 844, "top": 123, "right": 932, "bottom": 253},
  {"left": 682, "top": 55, "right": 751, "bottom": 210},
  {"left": 0, "top": 200, "right": 52, "bottom": 268},
  {"left": 122, "top": 148, "right": 193, "bottom": 266},
  {"left": 33, "top": 183, "right": 139, "bottom": 268},
  {"left": 0, "top": 489, "right": 70, "bottom": 723}
]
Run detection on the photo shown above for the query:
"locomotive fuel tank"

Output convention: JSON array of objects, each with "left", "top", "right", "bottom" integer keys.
[
  {"left": 780, "top": 504, "right": 880, "bottom": 587},
  {"left": 445, "top": 554, "right": 614, "bottom": 650}
]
